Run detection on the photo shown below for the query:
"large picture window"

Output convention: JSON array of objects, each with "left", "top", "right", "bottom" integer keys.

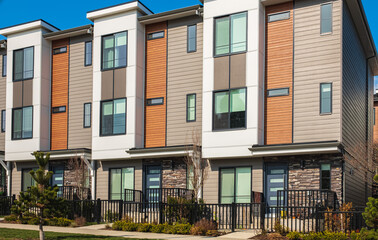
[
  {"left": 102, "top": 32, "right": 127, "bottom": 70},
  {"left": 12, "top": 106, "right": 33, "bottom": 140},
  {"left": 215, "top": 12, "right": 247, "bottom": 56},
  {"left": 220, "top": 167, "right": 251, "bottom": 204},
  {"left": 110, "top": 167, "right": 134, "bottom": 200},
  {"left": 100, "top": 98, "right": 126, "bottom": 136},
  {"left": 13, "top": 47, "right": 34, "bottom": 81},
  {"left": 22, "top": 168, "right": 37, "bottom": 191},
  {"left": 213, "top": 88, "right": 246, "bottom": 130}
]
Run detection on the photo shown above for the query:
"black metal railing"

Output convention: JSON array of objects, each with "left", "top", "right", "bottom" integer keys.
[
  {"left": 277, "top": 189, "right": 337, "bottom": 209},
  {"left": 144, "top": 188, "right": 195, "bottom": 203},
  {"left": 124, "top": 189, "right": 143, "bottom": 202},
  {"left": 0, "top": 195, "right": 15, "bottom": 216},
  {"left": 316, "top": 209, "right": 366, "bottom": 233},
  {"left": 57, "top": 186, "right": 91, "bottom": 200}
]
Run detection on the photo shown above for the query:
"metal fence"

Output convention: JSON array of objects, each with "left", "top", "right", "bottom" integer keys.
[
  {"left": 277, "top": 190, "right": 337, "bottom": 209},
  {"left": 315, "top": 209, "right": 366, "bottom": 233},
  {"left": 0, "top": 195, "right": 15, "bottom": 216}
]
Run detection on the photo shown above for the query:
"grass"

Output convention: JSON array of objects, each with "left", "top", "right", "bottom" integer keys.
[{"left": 0, "top": 228, "right": 154, "bottom": 240}]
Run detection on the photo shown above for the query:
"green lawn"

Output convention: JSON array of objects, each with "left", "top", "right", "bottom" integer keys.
[{"left": 0, "top": 228, "right": 153, "bottom": 240}]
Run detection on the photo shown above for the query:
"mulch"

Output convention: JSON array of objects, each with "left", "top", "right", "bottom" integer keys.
[{"left": 250, "top": 233, "right": 289, "bottom": 240}]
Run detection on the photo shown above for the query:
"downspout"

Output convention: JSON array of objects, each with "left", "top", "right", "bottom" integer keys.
[
  {"left": 0, "top": 159, "right": 11, "bottom": 196},
  {"left": 81, "top": 155, "right": 95, "bottom": 200}
]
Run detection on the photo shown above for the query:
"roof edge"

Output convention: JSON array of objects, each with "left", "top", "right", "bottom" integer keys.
[
  {"left": 44, "top": 24, "right": 93, "bottom": 40},
  {"left": 138, "top": 5, "right": 202, "bottom": 23}
]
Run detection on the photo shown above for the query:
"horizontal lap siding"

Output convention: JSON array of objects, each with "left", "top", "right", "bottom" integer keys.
[
  {"left": 51, "top": 39, "right": 69, "bottom": 150},
  {"left": 265, "top": 2, "right": 293, "bottom": 145},
  {"left": 293, "top": 0, "right": 342, "bottom": 143},
  {"left": 68, "top": 35, "right": 93, "bottom": 149},
  {"left": 11, "top": 161, "right": 38, "bottom": 196},
  {"left": 167, "top": 17, "right": 203, "bottom": 146},
  {"left": 0, "top": 50, "right": 5, "bottom": 151},
  {"left": 145, "top": 22, "right": 167, "bottom": 148}
]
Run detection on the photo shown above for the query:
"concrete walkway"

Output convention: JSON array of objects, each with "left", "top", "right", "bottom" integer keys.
[{"left": 0, "top": 222, "right": 260, "bottom": 239}]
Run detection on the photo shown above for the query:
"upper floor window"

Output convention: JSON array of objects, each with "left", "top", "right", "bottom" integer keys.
[
  {"left": 321, "top": 3, "right": 332, "bottom": 34},
  {"left": 102, "top": 32, "right": 127, "bottom": 71},
  {"left": 320, "top": 164, "right": 331, "bottom": 190},
  {"left": 215, "top": 12, "right": 247, "bottom": 56},
  {"left": 52, "top": 106, "right": 66, "bottom": 113},
  {"left": 187, "top": 25, "right": 197, "bottom": 53},
  {"left": 146, "top": 97, "right": 164, "bottom": 106},
  {"left": 84, "top": 103, "right": 91, "bottom": 128},
  {"left": 12, "top": 106, "right": 33, "bottom": 140},
  {"left": 53, "top": 46, "right": 67, "bottom": 55},
  {"left": 268, "top": 11, "right": 290, "bottom": 22},
  {"left": 85, "top": 41, "right": 92, "bottom": 66},
  {"left": 2, "top": 55, "right": 6, "bottom": 77},
  {"left": 147, "top": 31, "right": 164, "bottom": 40},
  {"left": 320, "top": 83, "right": 332, "bottom": 114},
  {"left": 13, "top": 47, "right": 34, "bottom": 81},
  {"left": 187, "top": 94, "right": 196, "bottom": 122},
  {"left": 1, "top": 110, "right": 5, "bottom": 132},
  {"left": 267, "top": 88, "right": 289, "bottom": 97},
  {"left": 213, "top": 88, "right": 246, "bottom": 130},
  {"left": 100, "top": 98, "right": 126, "bottom": 136}
]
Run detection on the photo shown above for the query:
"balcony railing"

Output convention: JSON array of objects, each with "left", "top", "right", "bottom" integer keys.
[
  {"left": 124, "top": 189, "right": 143, "bottom": 202},
  {"left": 277, "top": 189, "right": 337, "bottom": 209},
  {"left": 57, "top": 186, "right": 91, "bottom": 200},
  {"left": 123, "top": 188, "right": 195, "bottom": 203}
]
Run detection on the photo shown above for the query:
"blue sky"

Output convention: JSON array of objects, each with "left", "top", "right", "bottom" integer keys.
[{"left": 0, "top": 0, "right": 377, "bottom": 86}]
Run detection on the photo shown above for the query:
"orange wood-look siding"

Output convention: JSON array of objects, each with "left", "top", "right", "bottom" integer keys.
[
  {"left": 265, "top": 2, "right": 293, "bottom": 145},
  {"left": 51, "top": 38, "right": 69, "bottom": 150},
  {"left": 145, "top": 22, "right": 167, "bottom": 148}
]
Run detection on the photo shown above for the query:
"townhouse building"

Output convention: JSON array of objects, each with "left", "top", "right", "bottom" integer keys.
[{"left": 0, "top": 0, "right": 376, "bottom": 207}]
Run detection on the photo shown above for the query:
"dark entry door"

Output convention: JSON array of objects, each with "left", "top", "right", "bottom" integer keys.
[
  {"left": 51, "top": 166, "right": 64, "bottom": 197},
  {"left": 145, "top": 166, "right": 161, "bottom": 203},
  {"left": 265, "top": 164, "right": 287, "bottom": 207}
]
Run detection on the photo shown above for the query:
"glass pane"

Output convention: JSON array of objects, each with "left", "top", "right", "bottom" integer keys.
[
  {"left": 231, "top": 12, "right": 247, "bottom": 53},
  {"left": 268, "top": 12, "right": 290, "bottom": 22},
  {"left": 321, "top": 179, "right": 331, "bottom": 190},
  {"left": 22, "top": 170, "right": 33, "bottom": 191},
  {"left": 187, "top": 166, "right": 194, "bottom": 190},
  {"left": 321, "top": 4, "right": 332, "bottom": 34},
  {"left": 23, "top": 47, "right": 33, "bottom": 79},
  {"left": 115, "top": 32, "right": 127, "bottom": 68},
  {"left": 221, "top": 169, "right": 234, "bottom": 204},
  {"left": 270, "top": 179, "right": 284, "bottom": 183},
  {"left": 113, "top": 99, "right": 126, "bottom": 134},
  {"left": 2, "top": 110, "right": 5, "bottom": 132},
  {"left": 103, "top": 36, "right": 114, "bottom": 69},
  {"left": 12, "top": 109, "right": 22, "bottom": 139},
  {"left": 22, "top": 107, "right": 32, "bottom": 138},
  {"left": 215, "top": 17, "right": 230, "bottom": 55},
  {"left": 85, "top": 42, "right": 92, "bottom": 65},
  {"left": 267, "top": 88, "right": 289, "bottom": 97},
  {"left": 235, "top": 167, "right": 251, "bottom": 203},
  {"left": 214, "top": 91, "right": 229, "bottom": 129},
  {"left": 230, "top": 89, "right": 246, "bottom": 128},
  {"left": 187, "top": 94, "right": 196, "bottom": 121},
  {"left": 110, "top": 169, "right": 122, "bottom": 200},
  {"left": 321, "top": 83, "right": 332, "bottom": 114},
  {"left": 188, "top": 25, "right": 196, "bottom": 52},
  {"left": 101, "top": 101, "right": 113, "bottom": 135},
  {"left": 14, "top": 50, "right": 23, "bottom": 80},
  {"left": 84, "top": 103, "right": 91, "bottom": 127},
  {"left": 2, "top": 55, "right": 6, "bottom": 76},
  {"left": 321, "top": 164, "right": 331, "bottom": 171}
]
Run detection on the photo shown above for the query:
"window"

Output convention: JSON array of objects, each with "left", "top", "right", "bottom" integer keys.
[
  {"left": 374, "top": 108, "right": 376, "bottom": 125},
  {"left": 1, "top": 110, "right": 5, "bottom": 132},
  {"left": 321, "top": 3, "right": 332, "bottom": 34},
  {"left": 100, "top": 98, "right": 126, "bottom": 136},
  {"left": 213, "top": 88, "right": 246, "bottom": 130},
  {"left": 13, "top": 47, "right": 34, "bottom": 81},
  {"left": 102, "top": 32, "right": 127, "bottom": 70},
  {"left": 146, "top": 97, "right": 164, "bottom": 106},
  {"left": 268, "top": 11, "right": 290, "bottom": 22},
  {"left": 12, "top": 106, "right": 33, "bottom": 140},
  {"left": 320, "top": 164, "right": 331, "bottom": 190},
  {"left": 220, "top": 167, "right": 251, "bottom": 203},
  {"left": 267, "top": 88, "right": 289, "bottom": 97},
  {"left": 110, "top": 167, "right": 134, "bottom": 200},
  {"left": 215, "top": 12, "right": 247, "bottom": 56},
  {"left": 320, "top": 83, "right": 332, "bottom": 114},
  {"left": 84, "top": 103, "right": 91, "bottom": 128},
  {"left": 52, "top": 106, "right": 66, "bottom": 113},
  {"left": 147, "top": 31, "right": 164, "bottom": 40},
  {"left": 53, "top": 46, "right": 67, "bottom": 55},
  {"left": 187, "top": 25, "right": 197, "bottom": 53},
  {"left": 2, "top": 55, "right": 6, "bottom": 77},
  {"left": 187, "top": 166, "right": 194, "bottom": 190},
  {"left": 85, "top": 41, "right": 92, "bottom": 66},
  {"left": 187, "top": 94, "right": 196, "bottom": 122},
  {"left": 22, "top": 168, "right": 37, "bottom": 191}
]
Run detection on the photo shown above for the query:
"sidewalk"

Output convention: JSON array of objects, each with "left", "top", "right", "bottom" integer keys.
[{"left": 0, "top": 222, "right": 260, "bottom": 240}]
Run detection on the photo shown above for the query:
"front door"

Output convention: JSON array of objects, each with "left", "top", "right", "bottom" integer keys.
[
  {"left": 51, "top": 166, "right": 64, "bottom": 197},
  {"left": 145, "top": 166, "right": 161, "bottom": 203},
  {"left": 265, "top": 164, "right": 287, "bottom": 207}
]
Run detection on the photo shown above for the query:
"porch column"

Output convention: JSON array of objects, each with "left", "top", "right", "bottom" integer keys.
[
  {"left": 81, "top": 155, "right": 96, "bottom": 200},
  {"left": 0, "top": 158, "right": 11, "bottom": 196}
]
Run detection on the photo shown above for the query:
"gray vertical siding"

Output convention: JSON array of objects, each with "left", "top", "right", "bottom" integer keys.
[
  {"left": 68, "top": 35, "right": 93, "bottom": 149},
  {"left": 166, "top": 16, "right": 203, "bottom": 146},
  {"left": 293, "top": 0, "right": 342, "bottom": 143},
  {"left": 342, "top": 2, "right": 372, "bottom": 205},
  {"left": 0, "top": 50, "right": 6, "bottom": 151}
]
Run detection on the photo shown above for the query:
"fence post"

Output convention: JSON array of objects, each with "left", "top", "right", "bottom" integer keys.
[
  {"left": 193, "top": 201, "right": 198, "bottom": 224},
  {"left": 159, "top": 202, "right": 164, "bottom": 224},
  {"left": 12, "top": 194, "right": 15, "bottom": 204},
  {"left": 261, "top": 203, "right": 265, "bottom": 230},
  {"left": 119, "top": 200, "right": 123, "bottom": 221},
  {"left": 315, "top": 205, "right": 319, "bottom": 232},
  {"left": 231, "top": 202, "right": 236, "bottom": 232},
  {"left": 96, "top": 198, "right": 101, "bottom": 223}
]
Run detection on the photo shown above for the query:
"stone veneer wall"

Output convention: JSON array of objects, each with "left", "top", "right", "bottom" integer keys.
[
  {"left": 143, "top": 158, "right": 187, "bottom": 189},
  {"left": 49, "top": 160, "right": 91, "bottom": 189}
]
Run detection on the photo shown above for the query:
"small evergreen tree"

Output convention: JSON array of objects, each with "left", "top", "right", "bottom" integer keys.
[{"left": 11, "top": 152, "right": 67, "bottom": 240}]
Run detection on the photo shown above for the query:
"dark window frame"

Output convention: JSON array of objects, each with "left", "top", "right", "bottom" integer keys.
[
  {"left": 83, "top": 102, "right": 92, "bottom": 128},
  {"left": 85, "top": 41, "right": 92, "bottom": 66},
  {"left": 1, "top": 110, "right": 5, "bottom": 132},
  {"left": 320, "top": 163, "right": 331, "bottom": 190},
  {"left": 186, "top": 93, "right": 196, "bottom": 122},
  {"left": 213, "top": 11, "right": 248, "bottom": 58},
  {"left": 108, "top": 166, "right": 135, "bottom": 200},
  {"left": 101, "top": 31, "right": 128, "bottom": 71},
  {"left": 146, "top": 97, "right": 164, "bottom": 106},
  {"left": 100, "top": 98, "right": 127, "bottom": 137},
  {"left": 320, "top": 3, "right": 333, "bottom": 35},
  {"left": 187, "top": 24, "right": 197, "bottom": 53},
  {"left": 267, "top": 87, "right": 290, "bottom": 97},
  {"left": 52, "top": 46, "right": 67, "bottom": 55},
  {"left": 320, "top": 82, "right": 332, "bottom": 115},
  {"left": 219, "top": 166, "right": 253, "bottom": 204},
  {"left": 2, "top": 54, "right": 6, "bottom": 77},
  {"left": 12, "top": 106, "right": 33, "bottom": 140},
  {"left": 13, "top": 46, "right": 34, "bottom": 82},
  {"left": 147, "top": 31, "right": 165, "bottom": 40},
  {"left": 212, "top": 87, "right": 247, "bottom": 131},
  {"left": 52, "top": 106, "right": 66, "bottom": 114}
]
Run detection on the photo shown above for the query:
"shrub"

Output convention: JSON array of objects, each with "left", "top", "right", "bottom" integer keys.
[
  {"left": 122, "top": 215, "right": 133, "bottom": 223},
  {"left": 363, "top": 197, "right": 378, "bottom": 229},
  {"left": 359, "top": 228, "right": 378, "bottom": 240},
  {"left": 150, "top": 224, "right": 165, "bottom": 233},
  {"left": 206, "top": 230, "right": 220, "bottom": 237},
  {"left": 171, "top": 223, "right": 192, "bottom": 235},
  {"left": 287, "top": 231, "right": 302, "bottom": 240},
  {"left": 274, "top": 220, "right": 289, "bottom": 235},
  {"left": 112, "top": 220, "right": 123, "bottom": 230},
  {"left": 137, "top": 223, "right": 152, "bottom": 232},
  {"left": 27, "top": 217, "right": 40, "bottom": 225},
  {"left": 73, "top": 216, "right": 86, "bottom": 227},
  {"left": 4, "top": 214, "right": 18, "bottom": 222},
  {"left": 47, "top": 217, "right": 72, "bottom": 227},
  {"left": 104, "top": 210, "right": 119, "bottom": 222},
  {"left": 122, "top": 222, "right": 138, "bottom": 231},
  {"left": 190, "top": 218, "right": 217, "bottom": 236}
]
